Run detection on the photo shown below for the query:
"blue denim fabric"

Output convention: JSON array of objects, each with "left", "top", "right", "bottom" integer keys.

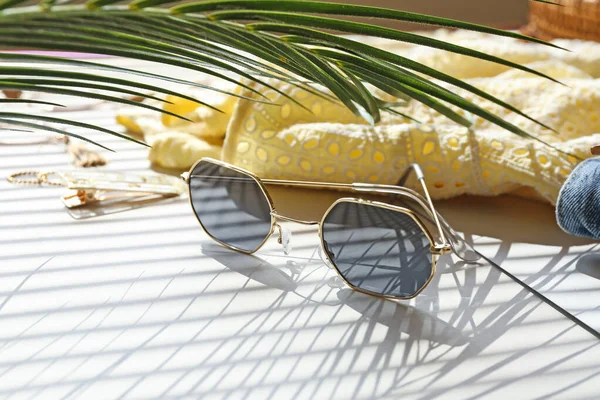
[{"left": 556, "top": 157, "right": 600, "bottom": 239}]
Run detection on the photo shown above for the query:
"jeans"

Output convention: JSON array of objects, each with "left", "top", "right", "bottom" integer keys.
[{"left": 556, "top": 157, "right": 600, "bottom": 239}]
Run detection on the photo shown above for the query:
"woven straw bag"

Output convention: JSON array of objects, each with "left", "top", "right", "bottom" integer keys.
[
  {"left": 524, "top": 1, "right": 600, "bottom": 155},
  {"left": 524, "top": 0, "right": 600, "bottom": 41}
]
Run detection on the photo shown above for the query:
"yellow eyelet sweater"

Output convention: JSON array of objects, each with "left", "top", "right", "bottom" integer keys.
[{"left": 117, "top": 30, "right": 600, "bottom": 205}]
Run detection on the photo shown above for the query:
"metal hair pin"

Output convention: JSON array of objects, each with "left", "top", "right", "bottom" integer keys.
[{"left": 7, "top": 170, "right": 186, "bottom": 208}]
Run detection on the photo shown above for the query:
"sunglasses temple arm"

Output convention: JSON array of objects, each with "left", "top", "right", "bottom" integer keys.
[
  {"left": 396, "top": 163, "right": 417, "bottom": 187},
  {"left": 395, "top": 164, "right": 448, "bottom": 248},
  {"left": 352, "top": 183, "right": 478, "bottom": 260}
]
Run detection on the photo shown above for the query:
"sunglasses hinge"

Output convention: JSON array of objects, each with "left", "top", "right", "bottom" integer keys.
[{"left": 431, "top": 244, "right": 453, "bottom": 255}]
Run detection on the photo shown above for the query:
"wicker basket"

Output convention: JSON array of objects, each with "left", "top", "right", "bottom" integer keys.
[{"left": 523, "top": 0, "right": 600, "bottom": 42}]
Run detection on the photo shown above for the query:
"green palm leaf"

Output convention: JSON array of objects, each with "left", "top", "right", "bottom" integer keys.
[
  {"left": 0, "top": 98, "right": 65, "bottom": 107},
  {"left": 173, "top": 0, "right": 563, "bottom": 49},
  {"left": 0, "top": 112, "right": 149, "bottom": 147},
  {"left": 0, "top": 0, "right": 564, "bottom": 152}
]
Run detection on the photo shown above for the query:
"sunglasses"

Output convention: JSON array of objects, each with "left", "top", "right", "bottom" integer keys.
[{"left": 181, "top": 158, "right": 479, "bottom": 300}]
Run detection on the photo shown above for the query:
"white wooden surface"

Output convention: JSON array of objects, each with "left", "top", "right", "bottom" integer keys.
[
  {"left": 447, "top": 196, "right": 600, "bottom": 335},
  {"left": 1, "top": 59, "right": 600, "bottom": 400}
]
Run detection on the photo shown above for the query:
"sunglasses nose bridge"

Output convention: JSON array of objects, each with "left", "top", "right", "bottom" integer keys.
[
  {"left": 270, "top": 212, "right": 320, "bottom": 256},
  {"left": 270, "top": 211, "right": 319, "bottom": 226}
]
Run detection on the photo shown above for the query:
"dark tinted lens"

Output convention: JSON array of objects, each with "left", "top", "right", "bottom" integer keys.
[
  {"left": 321, "top": 201, "right": 433, "bottom": 298},
  {"left": 189, "top": 161, "right": 273, "bottom": 252}
]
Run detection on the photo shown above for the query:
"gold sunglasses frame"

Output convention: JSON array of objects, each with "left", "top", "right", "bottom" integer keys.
[{"left": 183, "top": 157, "right": 454, "bottom": 301}]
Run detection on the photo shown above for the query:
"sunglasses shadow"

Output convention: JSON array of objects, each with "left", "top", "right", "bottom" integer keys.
[
  {"left": 336, "top": 289, "right": 469, "bottom": 346},
  {"left": 201, "top": 243, "right": 298, "bottom": 292},
  {"left": 202, "top": 242, "right": 468, "bottom": 346}
]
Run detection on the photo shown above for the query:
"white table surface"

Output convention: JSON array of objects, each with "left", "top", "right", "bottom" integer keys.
[{"left": 1, "top": 59, "right": 600, "bottom": 400}]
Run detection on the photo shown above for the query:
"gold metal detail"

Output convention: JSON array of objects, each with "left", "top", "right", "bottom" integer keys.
[
  {"left": 37, "top": 171, "right": 65, "bottom": 186},
  {"left": 270, "top": 211, "right": 319, "bottom": 226},
  {"left": 262, "top": 178, "right": 353, "bottom": 191},
  {"left": 431, "top": 244, "right": 453, "bottom": 255},
  {"left": 7, "top": 170, "right": 63, "bottom": 186},
  {"left": 7, "top": 171, "right": 45, "bottom": 185}
]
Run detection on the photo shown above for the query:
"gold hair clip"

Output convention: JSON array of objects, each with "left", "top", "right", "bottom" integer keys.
[{"left": 7, "top": 170, "right": 186, "bottom": 209}]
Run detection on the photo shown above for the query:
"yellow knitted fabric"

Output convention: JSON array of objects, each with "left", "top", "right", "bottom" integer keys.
[{"left": 117, "top": 31, "right": 600, "bottom": 205}]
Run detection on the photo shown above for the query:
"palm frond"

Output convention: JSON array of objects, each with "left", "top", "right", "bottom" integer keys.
[
  {"left": 0, "top": 0, "right": 564, "bottom": 150},
  {"left": 0, "top": 98, "right": 65, "bottom": 107}
]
